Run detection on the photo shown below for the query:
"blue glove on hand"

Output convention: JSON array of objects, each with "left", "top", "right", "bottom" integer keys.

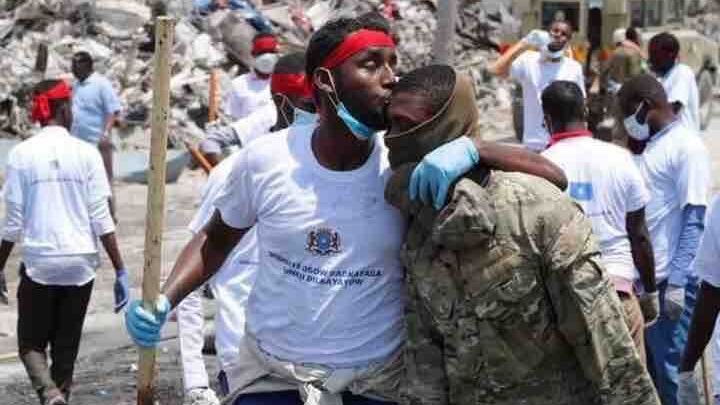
[
  {"left": 114, "top": 269, "right": 129, "bottom": 313},
  {"left": 125, "top": 294, "right": 171, "bottom": 348},
  {"left": 410, "top": 136, "right": 480, "bottom": 210}
]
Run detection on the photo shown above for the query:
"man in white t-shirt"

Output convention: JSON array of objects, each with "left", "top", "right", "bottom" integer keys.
[
  {"left": 0, "top": 80, "right": 128, "bottom": 405},
  {"left": 617, "top": 74, "right": 710, "bottom": 405},
  {"left": 176, "top": 53, "right": 317, "bottom": 405},
  {"left": 541, "top": 80, "right": 658, "bottom": 363},
  {"left": 125, "top": 13, "right": 568, "bottom": 405},
  {"left": 648, "top": 32, "right": 700, "bottom": 133},
  {"left": 489, "top": 20, "right": 585, "bottom": 151},
  {"left": 678, "top": 195, "right": 720, "bottom": 405}
]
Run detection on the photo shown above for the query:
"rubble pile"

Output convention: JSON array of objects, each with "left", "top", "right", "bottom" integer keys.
[
  {"left": 0, "top": 0, "right": 517, "bottom": 146},
  {"left": 687, "top": 0, "right": 720, "bottom": 43}
]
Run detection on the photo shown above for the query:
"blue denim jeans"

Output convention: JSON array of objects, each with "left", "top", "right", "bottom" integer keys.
[
  {"left": 231, "top": 390, "right": 396, "bottom": 405},
  {"left": 645, "top": 277, "right": 698, "bottom": 405}
]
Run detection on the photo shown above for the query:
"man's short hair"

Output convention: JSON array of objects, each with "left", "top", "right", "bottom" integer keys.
[
  {"left": 393, "top": 65, "right": 456, "bottom": 114},
  {"left": 549, "top": 19, "right": 573, "bottom": 33},
  {"left": 649, "top": 32, "right": 680, "bottom": 56},
  {"left": 305, "top": 12, "right": 391, "bottom": 79},
  {"left": 626, "top": 27, "right": 639, "bottom": 42},
  {"left": 72, "top": 51, "right": 93, "bottom": 64},
  {"left": 617, "top": 74, "right": 667, "bottom": 108},
  {"left": 274, "top": 52, "right": 306, "bottom": 75},
  {"left": 541, "top": 81, "right": 585, "bottom": 124}
]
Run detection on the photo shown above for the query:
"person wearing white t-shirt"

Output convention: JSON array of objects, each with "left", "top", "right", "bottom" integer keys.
[
  {"left": 125, "top": 14, "right": 567, "bottom": 405},
  {"left": 541, "top": 81, "right": 658, "bottom": 363},
  {"left": 617, "top": 74, "right": 711, "bottom": 405},
  {"left": 489, "top": 20, "right": 585, "bottom": 152},
  {"left": 678, "top": 195, "right": 720, "bottom": 405},
  {"left": 648, "top": 32, "right": 700, "bottom": 133},
  {"left": 0, "top": 80, "right": 128, "bottom": 405},
  {"left": 177, "top": 53, "right": 318, "bottom": 405}
]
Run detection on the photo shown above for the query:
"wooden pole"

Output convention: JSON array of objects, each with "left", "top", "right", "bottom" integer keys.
[
  {"left": 184, "top": 140, "right": 214, "bottom": 174},
  {"left": 208, "top": 69, "right": 219, "bottom": 123},
  {"left": 431, "top": 0, "right": 458, "bottom": 65},
  {"left": 137, "top": 16, "right": 174, "bottom": 405},
  {"left": 701, "top": 354, "right": 712, "bottom": 405}
]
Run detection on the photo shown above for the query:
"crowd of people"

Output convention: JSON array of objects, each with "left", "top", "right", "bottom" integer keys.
[{"left": 0, "top": 7, "right": 717, "bottom": 405}]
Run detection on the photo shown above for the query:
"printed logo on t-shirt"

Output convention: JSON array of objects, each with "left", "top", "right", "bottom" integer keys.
[
  {"left": 306, "top": 227, "right": 341, "bottom": 256},
  {"left": 569, "top": 182, "right": 594, "bottom": 201}
]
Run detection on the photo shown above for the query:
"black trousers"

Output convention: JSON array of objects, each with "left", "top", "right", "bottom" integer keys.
[{"left": 17, "top": 265, "right": 93, "bottom": 402}]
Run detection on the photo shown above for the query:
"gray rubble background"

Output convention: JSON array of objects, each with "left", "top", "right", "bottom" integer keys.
[{"left": 1, "top": 0, "right": 719, "bottom": 146}]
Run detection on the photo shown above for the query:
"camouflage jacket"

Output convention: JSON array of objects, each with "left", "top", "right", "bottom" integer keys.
[{"left": 385, "top": 167, "right": 660, "bottom": 405}]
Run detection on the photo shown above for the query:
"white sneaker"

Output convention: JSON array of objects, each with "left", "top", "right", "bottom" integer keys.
[{"left": 185, "top": 388, "right": 220, "bottom": 405}]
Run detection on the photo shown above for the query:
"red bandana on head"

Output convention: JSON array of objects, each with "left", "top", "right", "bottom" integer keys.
[
  {"left": 271, "top": 73, "right": 312, "bottom": 99},
  {"left": 319, "top": 29, "right": 396, "bottom": 70},
  {"left": 253, "top": 36, "right": 278, "bottom": 55},
  {"left": 30, "top": 81, "right": 72, "bottom": 124}
]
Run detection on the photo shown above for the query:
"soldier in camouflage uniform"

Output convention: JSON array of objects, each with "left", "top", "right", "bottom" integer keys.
[{"left": 383, "top": 65, "right": 660, "bottom": 405}]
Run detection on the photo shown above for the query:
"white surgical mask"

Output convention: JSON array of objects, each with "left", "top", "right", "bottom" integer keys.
[
  {"left": 623, "top": 102, "right": 651, "bottom": 141},
  {"left": 254, "top": 53, "right": 279, "bottom": 74},
  {"left": 543, "top": 44, "right": 566, "bottom": 60}
]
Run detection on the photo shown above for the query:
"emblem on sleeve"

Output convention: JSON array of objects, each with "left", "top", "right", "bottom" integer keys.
[{"left": 306, "top": 227, "right": 342, "bottom": 256}]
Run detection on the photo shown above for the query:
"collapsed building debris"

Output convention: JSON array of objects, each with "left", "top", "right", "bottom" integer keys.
[{"left": 0, "top": 0, "right": 518, "bottom": 150}]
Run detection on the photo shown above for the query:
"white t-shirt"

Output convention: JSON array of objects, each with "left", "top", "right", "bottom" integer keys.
[
  {"left": 2, "top": 126, "right": 114, "bottom": 285},
  {"left": 510, "top": 51, "right": 585, "bottom": 151},
  {"left": 223, "top": 72, "right": 274, "bottom": 121},
  {"left": 214, "top": 125, "right": 406, "bottom": 368},
  {"left": 694, "top": 195, "right": 720, "bottom": 287},
  {"left": 657, "top": 63, "right": 700, "bottom": 133},
  {"left": 543, "top": 136, "right": 649, "bottom": 281},
  {"left": 187, "top": 151, "right": 259, "bottom": 371},
  {"left": 635, "top": 121, "right": 710, "bottom": 281}
]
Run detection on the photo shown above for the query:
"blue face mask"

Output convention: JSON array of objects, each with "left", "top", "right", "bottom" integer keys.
[
  {"left": 293, "top": 108, "right": 317, "bottom": 126},
  {"left": 319, "top": 68, "right": 379, "bottom": 140}
]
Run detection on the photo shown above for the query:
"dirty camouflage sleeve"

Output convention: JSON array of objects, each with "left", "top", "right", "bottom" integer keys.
[
  {"left": 539, "top": 204, "right": 660, "bottom": 405},
  {"left": 401, "top": 270, "right": 449, "bottom": 405}
]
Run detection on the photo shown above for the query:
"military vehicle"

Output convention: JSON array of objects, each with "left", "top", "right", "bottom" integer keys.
[{"left": 507, "top": 0, "right": 718, "bottom": 139}]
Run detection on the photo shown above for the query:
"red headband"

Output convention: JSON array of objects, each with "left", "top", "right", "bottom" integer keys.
[
  {"left": 31, "top": 81, "right": 72, "bottom": 124},
  {"left": 271, "top": 73, "right": 312, "bottom": 99},
  {"left": 253, "top": 36, "right": 278, "bottom": 55},
  {"left": 320, "top": 29, "right": 395, "bottom": 69}
]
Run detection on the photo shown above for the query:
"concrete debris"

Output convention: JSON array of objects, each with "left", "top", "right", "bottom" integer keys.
[{"left": 0, "top": 0, "right": 517, "bottom": 148}]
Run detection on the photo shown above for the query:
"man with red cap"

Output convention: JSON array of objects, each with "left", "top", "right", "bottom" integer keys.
[
  {"left": 223, "top": 33, "right": 279, "bottom": 122},
  {"left": 125, "top": 13, "right": 565, "bottom": 405},
  {"left": 200, "top": 52, "right": 315, "bottom": 165},
  {"left": 0, "top": 80, "right": 128, "bottom": 405}
]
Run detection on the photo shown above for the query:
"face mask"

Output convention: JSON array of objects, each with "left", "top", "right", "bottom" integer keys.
[
  {"left": 293, "top": 108, "right": 317, "bottom": 126},
  {"left": 623, "top": 102, "right": 650, "bottom": 141},
  {"left": 319, "top": 68, "right": 378, "bottom": 140},
  {"left": 254, "top": 53, "right": 279, "bottom": 74},
  {"left": 543, "top": 44, "right": 565, "bottom": 60}
]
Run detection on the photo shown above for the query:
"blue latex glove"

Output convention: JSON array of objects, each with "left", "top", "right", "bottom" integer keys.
[
  {"left": 410, "top": 136, "right": 480, "bottom": 210},
  {"left": 114, "top": 269, "right": 129, "bottom": 313},
  {"left": 125, "top": 295, "right": 171, "bottom": 348}
]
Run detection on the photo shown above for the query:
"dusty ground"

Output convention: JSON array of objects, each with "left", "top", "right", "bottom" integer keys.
[{"left": 0, "top": 108, "right": 719, "bottom": 404}]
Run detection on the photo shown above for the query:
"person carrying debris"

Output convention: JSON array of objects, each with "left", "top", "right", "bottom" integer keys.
[
  {"left": 541, "top": 80, "right": 658, "bottom": 364},
  {"left": 384, "top": 64, "right": 659, "bottom": 405},
  {"left": 0, "top": 79, "right": 129, "bottom": 405},
  {"left": 175, "top": 52, "right": 316, "bottom": 405},
  {"left": 489, "top": 20, "right": 585, "bottom": 152},
  {"left": 70, "top": 51, "right": 121, "bottom": 217},
  {"left": 618, "top": 74, "right": 710, "bottom": 405},
  {"left": 648, "top": 32, "right": 701, "bottom": 133},
  {"left": 125, "top": 13, "right": 566, "bottom": 405},
  {"left": 600, "top": 27, "right": 646, "bottom": 94},
  {"left": 677, "top": 194, "right": 720, "bottom": 405}
]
